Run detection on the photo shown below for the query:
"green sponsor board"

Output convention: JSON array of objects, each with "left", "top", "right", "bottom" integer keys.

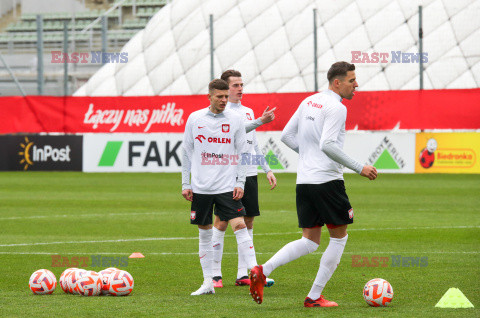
[
  {"left": 98, "top": 141, "right": 123, "bottom": 166},
  {"left": 374, "top": 149, "right": 400, "bottom": 169},
  {"left": 258, "top": 150, "right": 285, "bottom": 170}
]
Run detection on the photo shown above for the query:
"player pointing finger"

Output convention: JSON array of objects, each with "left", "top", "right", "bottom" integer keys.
[{"left": 260, "top": 106, "right": 276, "bottom": 124}]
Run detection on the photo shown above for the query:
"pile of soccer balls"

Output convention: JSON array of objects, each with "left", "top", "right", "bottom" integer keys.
[
  {"left": 363, "top": 278, "right": 394, "bottom": 307},
  {"left": 28, "top": 268, "right": 134, "bottom": 296}
]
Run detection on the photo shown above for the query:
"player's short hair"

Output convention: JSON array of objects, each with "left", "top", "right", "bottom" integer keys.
[
  {"left": 220, "top": 69, "right": 242, "bottom": 83},
  {"left": 327, "top": 62, "right": 355, "bottom": 83},
  {"left": 208, "top": 79, "right": 229, "bottom": 93}
]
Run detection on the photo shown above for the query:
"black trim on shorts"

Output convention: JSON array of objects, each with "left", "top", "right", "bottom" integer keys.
[
  {"left": 296, "top": 180, "right": 353, "bottom": 228},
  {"left": 242, "top": 175, "right": 260, "bottom": 217},
  {"left": 190, "top": 192, "right": 245, "bottom": 226}
]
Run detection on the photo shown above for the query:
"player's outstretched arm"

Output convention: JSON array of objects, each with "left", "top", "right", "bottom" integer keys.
[
  {"left": 320, "top": 105, "right": 365, "bottom": 175},
  {"left": 244, "top": 106, "right": 277, "bottom": 133},
  {"left": 322, "top": 140, "right": 363, "bottom": 174},
  {"left": 360, "top": 165, "right": 378, "bottom": 180}
]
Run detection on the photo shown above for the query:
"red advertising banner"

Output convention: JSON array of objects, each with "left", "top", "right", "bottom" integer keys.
[{"left": 0, "top": 89, "right": 479, "bottom": 133}]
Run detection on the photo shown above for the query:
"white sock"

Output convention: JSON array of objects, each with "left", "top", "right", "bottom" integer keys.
[
  {"left": 307, "top": 235, "right": 348, "bottom": 300},
  {"left": 237, "top": 228, "right": 253, "bottom": 279},
  {"left": 263, "top": 237, "right": 319, "bottom": 277},
  {"left": 234, "top": 227, "right": 257, "bottom": 270},
  {"left": 212, "top": 227, "right": 225, "bottom": 278},
  {"left": 198, "top": 228, "right": 213, "bottom": 284}
]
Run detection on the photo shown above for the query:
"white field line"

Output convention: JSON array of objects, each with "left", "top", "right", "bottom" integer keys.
[
  {"left": 0, "top": 225, "right": 478, "bottom": 248},
  {"left": 0, "top": 211, "right": 168, "bottom": 221},
  {"left": 0, "top": 251, "right": 478, "bottom": 255},
  {"left": 0, "top": 208, "right": 439, "bottom": 220}
]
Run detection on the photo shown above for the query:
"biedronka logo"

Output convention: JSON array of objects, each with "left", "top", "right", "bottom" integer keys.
[
  {"left": 419, "top": 137, "right": 476, "bottom": 169},
  {"left": 18, "top": 137, "right": 34, "bottom": 170}
]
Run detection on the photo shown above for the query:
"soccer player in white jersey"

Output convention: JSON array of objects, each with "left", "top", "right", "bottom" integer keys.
[
  {"left": 182, "top": 79, "right": 260, "bottom": 296},
  {"left": 209, "top": 70, "right": 277, "bottom": 288},
  {"left": 249, "top": 62, "right": 378, "bottom": 306}
]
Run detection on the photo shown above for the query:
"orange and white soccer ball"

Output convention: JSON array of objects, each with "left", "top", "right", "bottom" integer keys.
[
  {"left": 59, "top": 268, "right": 77, "bottom": 294},
  {"left": 76, "top": 271, "right": 103, "bottom": 296},
  {"left": 363, "top": 278, "right": 394, "bottom": 307},
  {"left": 98, "top": 268, "right": 118, "bottom": 295},
  {"left": 29, "top": 269, "right": 57, "bottom": 295},
  {"left": 68, "top": 269, "right": 87, "bottom": 294},
  {"left": 107, "top": 270, "right": 134, "bottom": 296}
]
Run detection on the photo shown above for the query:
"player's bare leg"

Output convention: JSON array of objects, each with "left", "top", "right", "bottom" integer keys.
[
  {"left": 191, "top": 224, "right": 215, "bottom": 296},
  {"left": 304, "top": 225, "right": 348, "bottom": 307}
]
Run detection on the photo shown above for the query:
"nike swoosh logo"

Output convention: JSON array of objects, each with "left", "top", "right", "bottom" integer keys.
[
  {"left": 213, "top": 244, "right": 220, "bottom": 248},
  {"left": 199, "top": 253, "right": 207, "bottom": 259},
  {"left": 198, "top": 126, "right": 205, "bottom": 129},
  {"left": 249, "top": 246, "right": 253, "bottom": 249},
  {"left": 237, "top": 208, "right": 243, "bottom": 212}
]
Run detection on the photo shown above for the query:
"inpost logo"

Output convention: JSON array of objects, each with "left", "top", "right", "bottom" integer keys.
[
  {"left": 18, "top": 137, "right": 34, "bottom": 170},
  {"left": 18, "top": 137, "right": 72, "bottom": 170}
]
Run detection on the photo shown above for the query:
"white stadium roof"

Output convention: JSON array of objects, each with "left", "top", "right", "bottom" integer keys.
[{"left": 74, "top": 0, "right": 480, "bottom": 96}]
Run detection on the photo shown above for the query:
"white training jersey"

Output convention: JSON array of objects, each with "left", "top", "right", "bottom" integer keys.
[
  {"left": 281, "top": 90, "right": 349, "bottom": 184},
  {"left": 226, "top": 102, "right": 270, "bottom": 176},
  {"left": 182, "top": 107, "right": 247, "bottom": 194}
]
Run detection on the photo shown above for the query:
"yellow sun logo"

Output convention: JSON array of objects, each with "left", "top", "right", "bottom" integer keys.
[{"left": 18, "top": 137, "right": 34, "bottom": 170}]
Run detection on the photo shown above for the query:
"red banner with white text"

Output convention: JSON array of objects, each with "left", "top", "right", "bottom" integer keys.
[{"left": 0, "top": 89, "right": 479, "bottom": 134}]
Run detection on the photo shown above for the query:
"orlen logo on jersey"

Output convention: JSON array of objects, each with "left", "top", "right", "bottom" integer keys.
[
  {"left": 307, "top": 101, "right": 323, "bottom": 109},
  {"left": 195, "top": 135, "right": 231, "bottom": 144},
  {"left": 195, "top": 135, "right": 206, "bottom": 143}
]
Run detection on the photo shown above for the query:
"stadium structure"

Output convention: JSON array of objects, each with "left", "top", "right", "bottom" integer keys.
[{"left": 74, "top": 0, "right": 480, "bottom": 96}]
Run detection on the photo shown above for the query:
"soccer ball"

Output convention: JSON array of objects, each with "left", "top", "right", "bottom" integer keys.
[
  {"left": 67, "top": 269, "right": 87, "bottom": 294},
  {"left": 98, "top": 268, "right": 118, "bottom": 295},
  {"left": 29, "top": 269, "right": 57, "bottom": 295},
  {"left": 76, "top": 271, "right": 103, "bottom": 296},
  {"left": 419, "top": 148, "right": 435, "bottom": 168},
  {"left": 108, "top": 270, "right": 134, "bottom": 296},
  {"left": 59, "top": 268, "right": 78, "bottom": 294},
  {"left": 363, "top": 278, "right": 393, "bottom": 307}
]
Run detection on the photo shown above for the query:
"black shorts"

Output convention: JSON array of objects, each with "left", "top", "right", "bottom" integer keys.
[
  {"left": 296, "top": 180, "right": 354, "bottom": 228},
  {"left": 190, "top": 192, "right": 246, "bottom": 226},
  {"left": 241, "top": 176, "right": 260, "bottom": 217}
]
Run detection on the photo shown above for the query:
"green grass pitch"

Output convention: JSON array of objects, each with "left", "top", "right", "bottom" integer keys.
[{"left": 0, "top": 172, "right": 478, "bottom": 317}]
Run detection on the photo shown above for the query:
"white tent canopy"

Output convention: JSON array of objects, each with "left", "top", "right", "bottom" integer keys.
[{"left": 74, "top": 0, "right": 480, "bottom": 96}]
